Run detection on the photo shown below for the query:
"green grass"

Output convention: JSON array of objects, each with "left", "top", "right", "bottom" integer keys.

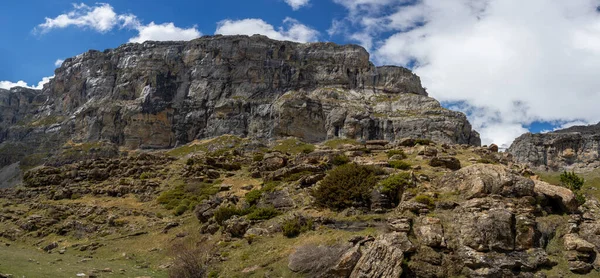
[
  {"left": 272, "top": 138, "right": 315, "bottom": 154},
  {"left": 323, "top": 138, "right": 361, "bottom": 149},
  {"left": 167, "top": 135, "right": 246, "bottom": 157},
  {"left": 0, "top": 239, "right": 167, "bottom": 278}
]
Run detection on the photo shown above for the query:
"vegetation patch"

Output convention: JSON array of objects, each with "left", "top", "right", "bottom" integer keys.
[
  {"left": 323, "top": 138, "right": 362, "bottom": 149},
  {"left": 331, "top": 154, "right": 351, "bottom": 166},
  {"left": 389, "top": 160, "right": 411, "bottom": 170},
  {"left": 379, "top": 172, "right": 412, "bottom": 206},
  {"left": 157, "top": 180, "right": 221, "bottom": 215},
  {"left": 246, "top": 206, "right": 280, "bottom": 221},
  {"left": 313, "top": 163, "right": 379, "bottom": 211},
  {"left": 272, "top": 138, "right": 315, "bottom": 154},
  {"left": 167, "top": 135, "right": 245, "bottom": 157},
  {"left": 386, "top": 149, "right": 407, "bottom": 159},
  {"left": 415, "top": 194, "right": 435, "bottom": 209},
  {"left": 282, "top": 216, "right": 313, "bottom": 238}
]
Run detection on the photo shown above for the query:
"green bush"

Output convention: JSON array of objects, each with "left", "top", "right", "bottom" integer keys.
[
  {"left": 282, "top": 217, "right": 313, "bottom": 238},
  {"left": 389, "top": 160, "right": 411, "bottom": 170},
  {"left": 415, "top": 195, "right": 435, "bottom": 208},
  {"left": 139, "top": 172, "right": 154, "bottom": 179},
  {"left": 560, "top": 171, "right": 584, "bottom": 191},
  {"left": 213, "top": 206, "right": 245, "bottom": 225},
  {"left": 386, "top": 149, "right": 407, "bottom": 159},
  {"left": 253, "top": 153, "right": 264, "bottom": 162},
  {"left": 157, "top": 181, "right": 220, "bottom": 212},
  {"left": 415, "top": 139, "right": 434, "bottom": 146},
  {"left": 379, "top": 173, "right": 412, "bottom": 205},
  {"left": 174, "top": 204, "right": 188, "bottom": 216},
  {"left": 247, "top": 206, "right": 280, "bottom": 221},
  {"left": 575, "top": 192, "right": 586, "bottom": 206},
  {"left": 245, "top": 190, "right": 263, "bottom": 205},
  {"left": 313, "top": 163, "right": 378, "bottom": 210},
  {"left": 332, "top": 154, "right": 351, "bottom": 166}
]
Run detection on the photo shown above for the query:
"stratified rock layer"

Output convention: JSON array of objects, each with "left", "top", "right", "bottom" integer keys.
[
  {"left": 508, "top": 123, "right": 600, "bottom": 171},
  {"left": 0, "top": 35, "right": 480, "bottom": 172}
]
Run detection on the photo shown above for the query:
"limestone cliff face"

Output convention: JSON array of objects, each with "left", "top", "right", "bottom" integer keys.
[
  {"left": 0, "top": 35, "right": 480, "bottom": 169},
  {"left": 508, "top": 123, "right": 600, "bottom": 171}
]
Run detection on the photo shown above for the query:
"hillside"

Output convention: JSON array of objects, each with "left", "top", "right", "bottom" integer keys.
[{"left": 0, "top": 136, "right": 599, "bottom": 277}]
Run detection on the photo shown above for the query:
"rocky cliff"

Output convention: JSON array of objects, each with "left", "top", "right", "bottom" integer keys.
[
  {"left": 508, "top": 123, "right": 600, "bottom": 171},
  {"left": 0, "top": 35, "right": 479, "bottom": 174}
]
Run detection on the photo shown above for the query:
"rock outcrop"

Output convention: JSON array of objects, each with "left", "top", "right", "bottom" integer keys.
[
  {"left": 508, "top": 122, "right": 600, "bottom": 171},
  {"left": 0, "top": 35, "right": 480, "bottom": 180}
]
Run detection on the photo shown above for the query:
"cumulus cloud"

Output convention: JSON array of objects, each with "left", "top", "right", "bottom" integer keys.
[
  {"left": 0, "top": 76, "right": 54, "bottom": 90},
  {"left": 129, "top": 22, "right": 201, "bottom": 43},
  {"left": 284, "top": 0, "right": 310, "bottom": 10},
  {"left": 35, "top": 3, "right": 201, "bottom": 43},
  {"left": 215, "top": 17, "right": 319, "bottom": 43},
  {"left": 333, "top": 0, "right": 600, "bottom": 147},
  {"left": 54, "top": 59, "right": 64, "bottom": 67}
]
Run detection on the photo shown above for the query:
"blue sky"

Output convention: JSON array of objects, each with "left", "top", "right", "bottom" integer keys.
[{"left": 2, "top": 0, "right": 600, "bottom": 147}]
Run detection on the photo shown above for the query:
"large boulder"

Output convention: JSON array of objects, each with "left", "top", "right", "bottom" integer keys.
[
  {"left": 437, "top": 164, "right": 535, "bottom": 199},
  {"left": 533, "top": 180, "right": 579, "bottom": 213}
]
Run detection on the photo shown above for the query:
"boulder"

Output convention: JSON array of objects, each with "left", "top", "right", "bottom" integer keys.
[
  {"left": 414, "top": 217, "right": 445, "bottom": 248},
  {"left": 349, "top": 236, "right": 404, "bottom": 278},
  {"left": 223, "top": 216, "right": 250, "bottom": 238},
  {"left": 429, "top": 156, "right": 461, "bottom": 170},
  {"left": 533, "top": 180, "right": 579, "bottom": 213},
  {"left": 437, "top": 164, "right": 535, "bottom": 199},
  {"left": 564, "top": 233, "right": 596, "bottom": 253}
]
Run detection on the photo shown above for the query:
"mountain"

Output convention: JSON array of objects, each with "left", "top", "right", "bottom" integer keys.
[
  {"left": 12, "top": 36, "right": 600, "bottom": 278},
  {"left": 508, "top": 123, "right": 600, "bottom": 171},
  {"left": 0, "top": 35, "right": 480, "bottom": 186}
]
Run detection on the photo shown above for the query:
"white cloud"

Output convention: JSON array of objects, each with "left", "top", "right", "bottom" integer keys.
[
  {"left": 0, "top": 76, "right": 54, "bottom": 90},
  {"left": 284, "top": 0, "right": 310, "bottom": 10},
  {"left": 129, "top": 22, "right": 201, "bottom": 43},
  {"left": 35, "top": 3, "right": 125, "bottom": 33},
  {"left": 216, "top": 17, "right": 319, "bottom": 43},
  {"left": 333, "top": 0, "right": 600, "bottom": 147},
  {"left": 35, "top": 3, "right": 201, "bottom": 43},
  {"left": 54, "top": 59, "right": 64, "bottom": 67}
]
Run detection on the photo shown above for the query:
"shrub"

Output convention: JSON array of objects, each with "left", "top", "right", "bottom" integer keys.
[
  {"left": 415, "top": 195, "right": 435, "bottom": 208},
  {"left": 213, "top": 206, "right": 245, "bottom": 225},
  {"left": 379, "top": 173, "right": 412, "bottom": 205},
  {"left": 476, "top": 158, "right": 496, "bottom": 164},
  {"left": 313, "top": 163, "right": 378, "bottom": 210},
  {"left": 332, "top": 154, "right": 351, "bottom": 166},
  {"left": 247, "top": 206, "right": 280, "bottom": 221},
  {"left": 168, "top": 241, "right": 210, "bottom": 278},
  {"left": 245, "top": 190, "right": 263, "bottom": 205},
  {"left": 575, "top": 192, "right": 587, "bottom": 206},
  {"left": 252, "top": 153, "right": 264, "bottom": 162},
  {"left": 139, "top": 172, "right": 154, "bottom": 179},
  {"left": 174, "top": 204, "right": 188, "bottom": 216},
  {"left": 560, "top": 171, "right": 584, "bottom": 191},
  {"left": 386, "top": 149, "right": 407, "bottom": 159},
  {"left": 282, "top": 216, "right": 313, "bottom": 238},
  {"left": 389, "top": 160, "right": 411, "bottom": 170},
  {"left": 415, "top": 139, "right": 434, "bottom": 146}
]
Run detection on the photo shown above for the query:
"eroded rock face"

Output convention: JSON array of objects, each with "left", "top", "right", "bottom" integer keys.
[
  {"left": 0, "top": 35, "right": 480, "bottom": 176},
  {"left": 509, "top": 123, "right": 600, "bottom": 171}
]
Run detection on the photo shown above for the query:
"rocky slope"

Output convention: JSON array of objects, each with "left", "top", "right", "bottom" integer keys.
[
  {"left": 0, "top": 137, "right": 598, "bottom": 278},
  {"left": 0, "top": 35, "right": 480, "bottom": 180},
  {"left": 509, "top": 123, "right": 600, "bottom": 171}
]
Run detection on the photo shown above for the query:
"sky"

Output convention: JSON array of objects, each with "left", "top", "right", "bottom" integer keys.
[{"left": 2, "top": 0, "right": 600, "bottom": 148}]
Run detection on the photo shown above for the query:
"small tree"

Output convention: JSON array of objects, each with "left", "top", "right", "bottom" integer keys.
[{"left": 560, "top": 171, "right": 584, "bottom": 191}]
